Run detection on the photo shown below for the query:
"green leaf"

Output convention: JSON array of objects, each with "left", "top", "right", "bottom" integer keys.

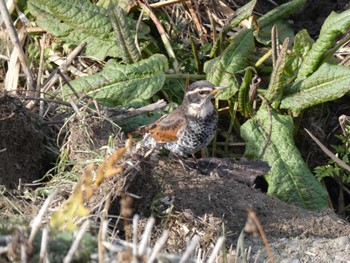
[
  {"left": 62, "top": 54, "right": 168, "bottom": 106},
  {"left": 108, "top": 3, "right": 141, "bottom": 63},
  {"left": 254, "top": 19, "right": 294, "bottom": 46},
  {"left": 205, "top": 29, "right": 255, "bottom": 100},
  {"left": 266, "top": 38, "right": 289, "bottom": 108},
  {"left": 297, "top": 9, "right": 350, "bottom": 80},
  {"left": 283, "top": 29, "right": 314, "bottom": 79},
  {"left": 280, "top": 63, "right": 350, "bottom": 116},
  {"left": 240, "top": 107, "right": 328, "bottom": 210},
  {"left": 209, "top": 0, "right": 256, "bottom": 57},
  {"left": 28, "top": 0, "right": 148, "bottom": 60},
  {"left": 257, "top": 0, "right": 306, "bottom": 29},
  {"left": 238, "top": 68, "right": 253, "bottom": 117},
  {"left": 293, "top": 29, "right": 314, "bottom": 58}
]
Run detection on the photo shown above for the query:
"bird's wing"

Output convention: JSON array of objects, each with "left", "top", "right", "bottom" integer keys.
[{"left": 139, "top": 112, "right": 187, "bottom": 143}]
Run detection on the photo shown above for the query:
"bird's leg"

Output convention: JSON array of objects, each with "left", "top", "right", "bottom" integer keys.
[
  {"left": 171, "top": 153, "right": 195, "bottom": 171},
  {"left": 144, "top": 146, "right": 156, "bottom": 158},
  {"left": 191, "top": 154, "right": 198, "bottom": 166}
]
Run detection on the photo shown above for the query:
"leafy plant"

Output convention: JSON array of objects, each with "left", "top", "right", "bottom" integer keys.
[
  {"left": 61, "top": 54, "right": 168, "bottom": 107},
  {"left": 27, "top": 0, "right": 350, "bottom": 210},
  {"left": 28, "top": 0, "right": 150, "bottom": 60},
  {"left": 204, "top": 2, "right": 350, "bottom": 209},
  {"left": 314, "top": 125, "right": 350, "bottom": 214}
]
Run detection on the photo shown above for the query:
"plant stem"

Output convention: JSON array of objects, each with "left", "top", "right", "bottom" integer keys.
[
  {"left": 165, "top": 74, "right": 206, "bottom": 80},
  {"left": 139, "top": 1, "right": 180, "bottom": 73},
  {"left": 0, "top": 0, "right": 35, "bottom": 93}
]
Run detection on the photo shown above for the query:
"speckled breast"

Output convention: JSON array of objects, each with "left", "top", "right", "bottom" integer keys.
[{"left": 164, "top": 110, "right": 218, "bottom": 156}]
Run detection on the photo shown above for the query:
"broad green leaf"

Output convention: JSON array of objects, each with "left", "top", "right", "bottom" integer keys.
[
  {"left": 297, "top": 9, "right": 350, "bottom": 80},
  {"left": 28, "top": 0, "right": 148, "bottom": 60},
  {"left": 205, "top": 29, "right": 254, "bottom": 100},
  {"left": 293, "top": 29, "right": 314, "bottom": 58},
  {"left": 280, "top": 63, "right": 350, "bottom": 116},
  {"left": 254, "top": 19, "right": 294, "bottom": 46},
  {"left": 240, "top": 107, "right": 328, "bottom": 210},
  {"left": 209, "top": 0, "right": 256, "bottom": 57},
  {"left": 257, "top": 0, "right": 306, "bottom": 29},
  {"left": 108, "top": 3, "right": 141, "bottom": 63},
  {"left": 284, "top": 29, "right": 314, "bottom": 79},
  {"left": 224, "top": 0, "right": 256, "bottom": 32},
  {"left": 62, "top": 54, "right": 168, "bottom": 106}
]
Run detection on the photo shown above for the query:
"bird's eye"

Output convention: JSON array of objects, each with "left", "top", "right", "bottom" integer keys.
[{"left": 199, "top": 90, "right": 208, "bottom": 95}]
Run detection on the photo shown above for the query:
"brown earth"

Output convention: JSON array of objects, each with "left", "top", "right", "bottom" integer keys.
[{"left": 0, "top": 93, "right": 52, "bottom": 189}]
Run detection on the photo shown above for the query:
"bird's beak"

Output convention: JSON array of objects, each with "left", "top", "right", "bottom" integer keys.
[{"left": 211, "top": 86, "right": 226, "bottom": 95}]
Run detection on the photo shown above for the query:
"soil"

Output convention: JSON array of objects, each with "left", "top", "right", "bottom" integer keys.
[
  {"left": 143, "top": 158, "right": 350, "bottom": 262},
  {"left": 252, "top": 0, "right": 350, "bottom": 38},
  {"left": 0, "top": 93, "right": 54, "bottom": 189}
]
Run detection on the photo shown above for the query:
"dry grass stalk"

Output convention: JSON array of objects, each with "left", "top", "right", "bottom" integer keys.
[
  {"left": 149, "top": 0, "right": 190, "bottom": 9},
  {"left": 138, "top": 217, "right": 155, "bottom": 256},
  {"left": 246, "top": 209, "right": 274, "bottom": 263},
  {"left": 63, "top": 220, "right": 90, "bottom": 263},
  {"left": 305, "top": 128, "right": 350, "bottom": 173},
  {"left": 178, "top": 235, "right": 200, "bottom": 263},
  {"left": 0, "top": 0, "right": 34, "bottom": 92},
  {"left": 4, "top": 28, "right": 25, "bottom": 92},
  {"left": 28, "top": 190, "right": 57, "bottom": 245},
  {"left": 38, "top": 227, "right": 49, "bottom": 263},
  {"left": 138, "top": 1, "right": 180, "bottom": 72},
  {"left": 40, "top": 41, "right": 86, "bottom": 94},
  {"left": 98, "top": 193, "right": 111, "bottom": 263}
]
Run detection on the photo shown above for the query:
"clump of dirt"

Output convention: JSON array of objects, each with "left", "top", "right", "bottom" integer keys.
[
  {"left": 0, "top": 94, "right": 53, "bottom": 189},
  {"left": 64, "top": 116, "right": 121, "bottom": 163},
  {"left": 145, "top": 158, "right": 350, "bottom": 250}
]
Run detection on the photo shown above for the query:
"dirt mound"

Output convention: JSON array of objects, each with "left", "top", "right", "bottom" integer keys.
[
  {"left": 147, "top": 159, "right": 350, "bottom": 245},
  {"left": 0, "top": 94, "right": 53, "bottom": 189}
]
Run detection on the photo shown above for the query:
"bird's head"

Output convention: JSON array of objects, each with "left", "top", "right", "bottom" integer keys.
[{"left": 183, "top": 80, "right": 226, "bottom": 117}]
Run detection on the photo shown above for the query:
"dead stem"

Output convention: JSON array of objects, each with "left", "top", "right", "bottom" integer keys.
[{"left": 0, "top": 0, "right": 35, "bottom": 93}]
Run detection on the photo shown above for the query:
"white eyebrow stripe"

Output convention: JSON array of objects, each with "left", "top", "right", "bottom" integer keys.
[{"left": 187, "top": 87, "right": 213, "bottom": 95}]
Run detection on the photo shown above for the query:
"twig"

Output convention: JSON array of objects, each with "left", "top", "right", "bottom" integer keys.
[
  {"left": 149, "top": 0, "right": 189, "bottom": 8},
  {"left": 21, "top": 241, "right": 27, "bottom": 263},
  {"left": 63, "top": 220, "right": 90, "bottom": 263},
  {"left": 138, "top": 1, "right": 179, "bottom": 72},
  {"left": 247, "top": 209, "right": 275, "bottom": 263},
  {"left": 26, "top": 34, "right": 47, "bottom": 110},
  {"left": 58, "top": 70, "right": 80, "bottom": 99},
  {"left": 39, "top": 227, "right": 49, "bottom": 263},
  {"left": 305, "top": 128, "right": 350, "bottom": 173},
  {"left": 179, "top": 235, "right": 200, "bottom": 263},
  {"left": 0, "top": 0, "right": 34, "bottom": 92},
  {"left": 186, "top": 1, "right": 206, "bottom": 40},
  {"left": 107, "top": 99, "right": 167, "bottom": 121},
  {"left": 206, "top": 236, "right": 226, "bottom": 263},
  {"left": 4, "top": 27, "right": 24, "bottom": 91},
  {"left": 36, "top": 34, "right": 47, "bottom": 94},
  {"left": 98, "top": 194, "right": 111, "bottom": 263},
  {"left": 147, "top": 231, "right": 168, "bottom": 263},
  {"left": 40, "top": 41, "right": 86, "bottom": 93},
  {"left": 138, "top": 217, "right": 155, "bottom": 256},
  {"left": 28, "top": 190, "right": 57, "bottom": 245},
  {"left": 22, "top": 96, "right": 75, "bottom": 107},
  {"left": 132, "top": 215, "right": 139, "bottom": 260},
  {"left": 69, "top": 97, "right": 82, "bottom": 117}
]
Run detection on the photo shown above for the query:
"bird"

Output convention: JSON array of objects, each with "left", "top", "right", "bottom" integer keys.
[{"left": 137, "top": 80, "right": 225, "bottom": 156}]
